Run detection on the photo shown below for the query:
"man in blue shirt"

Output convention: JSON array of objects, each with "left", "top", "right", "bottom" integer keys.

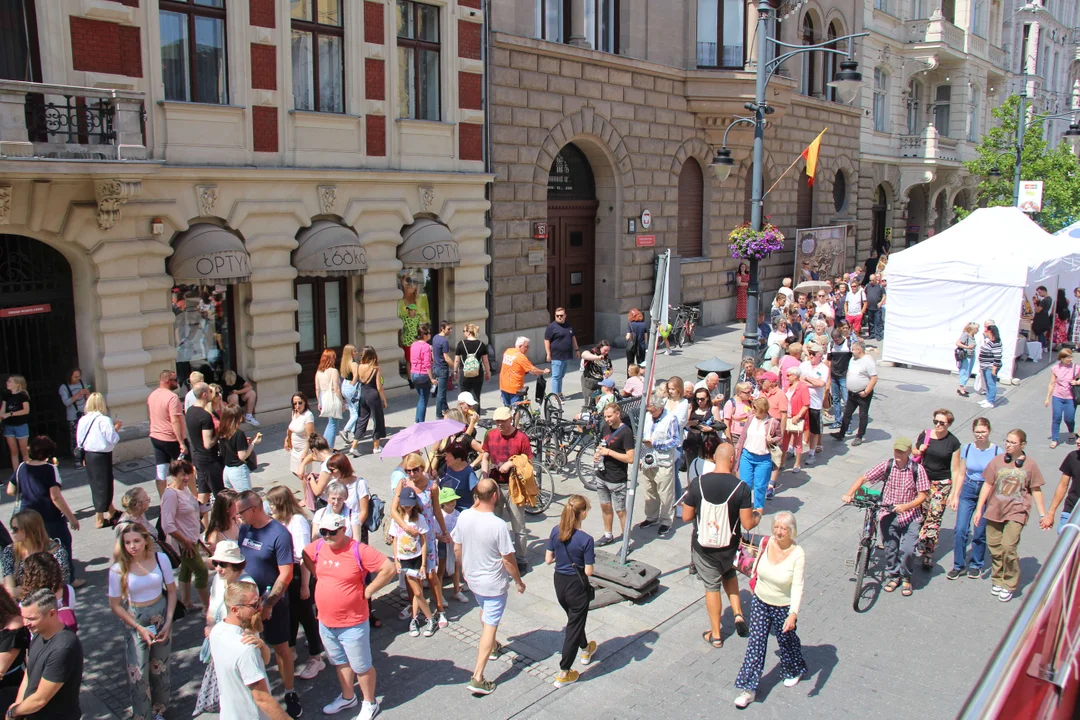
[
  {"left": 544, "top": 308, "right": 579, "bottom": 397},
  {"left": 433, "top": 321, "right": 454, "bottom": 418},
  {"left": 236, "top": 490, "right": 302, "bottom": 718}
]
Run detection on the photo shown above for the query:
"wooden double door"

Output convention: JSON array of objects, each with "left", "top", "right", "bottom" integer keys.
[
  {"left": 546, "top": 201, "right": 598, "bottom": 345},
  {"left": 295, "top": 277, "right": 348, "bottom": 399}
]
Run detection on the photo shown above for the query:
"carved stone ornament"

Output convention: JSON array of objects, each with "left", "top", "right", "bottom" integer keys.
[
  {"left": 94, "top": 179, "right": 141, "bottom": 231},
  {"left": 0, "top": 185, "right": 10, "bottom": 225},
  {"left": 318, "top": 185, "right": 337, "bottom": 215},
  {"left": 197, "top": 185, "right": 218, "bottom": 217},
  {"left": 419, "top": 185, "right": 435, "bottom": 213}
]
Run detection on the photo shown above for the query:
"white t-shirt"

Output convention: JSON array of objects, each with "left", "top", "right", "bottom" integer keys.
[
  {"left": 183, "top": 389, "right": 196, "bottom": 412},
  {"left": 391, "top": 515, "right": 430, "bottom": 560},
  {"left": 778, "top": 286, "right": 794, "bottom": 303},
  {"left": 814, "top": 302, "right": 835, "bottom": 321},
  {"left": 450, "top": 508, "right": 515, "bottom": 597},
  {"left": 344, "top": 477, "right": 370, "bottom": 516},
  {"left": 286, "top": 515, "right": 311, "bottom": 563},
  {"left": 844, "top": 289, "right": 866, "bottom": 316},
  {"left": 107, "top": 552, "right": 174, "bottom": 603},
  {"left": 210, "top": 623, "right": 271, "bottom": 720},
  {"left": 799, "top": 360, "right": 830, "bottom": 410},
  {"left": 846, "top": 354, "right": 878, "bottom": 394}
]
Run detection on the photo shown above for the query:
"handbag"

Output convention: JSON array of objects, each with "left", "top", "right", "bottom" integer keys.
[
  {"left": 1071, "top": 366, "right": 1080, "bottom": 404},
  {"left": 736, "top": 534, "right": 767, "bottom": 578},
  {"left": 320, "top": 390, "right": 342, "bottom": 419},
  {"left": 954, "top": 346, "right": 966, "bottom": 365},
  {"left": 564, "top": 537, "right": 596, "bottom": 603},
  {"left": 785, "top": 418, "right": 805, "bottom": 433}
]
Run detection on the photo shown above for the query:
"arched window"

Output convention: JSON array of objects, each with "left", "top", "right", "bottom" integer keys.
[
  {"left": 907, "top": 78, "right": 922, "bottom": 134},
  {"left": 801, "top": 15, "right": 816, "bottom": 96},
  {"left": 873, "top": 68, "right": 888, "bottom": 132},
  {"left": 547, "top": 143, "right": 596, "bottom": 200},
  {"left": 797, "top": 168, "right": 813, "bottom": 228},
  {"left": 824, "top": 21, "right": 840, "bottom": 101},
  {"left": 677, "top": 159, "right": 705, "bottom": 258},
  {"left": 832, "top": 170, "right": 847, "bottom": 213}
]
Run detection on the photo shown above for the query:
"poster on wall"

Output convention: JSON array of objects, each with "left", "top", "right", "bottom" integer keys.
[
  {"left": 397, "top": 268, "right": 438, "bottom": 376},
  {"left": 793, "top": 225, "right": 849, "bottom": 285}
]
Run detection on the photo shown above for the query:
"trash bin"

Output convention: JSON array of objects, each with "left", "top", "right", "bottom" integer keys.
[{"left": 695, "top": 357, "right": 734, "bottom": 400}]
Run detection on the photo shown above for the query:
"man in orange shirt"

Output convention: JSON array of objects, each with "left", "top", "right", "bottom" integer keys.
[{"left": 499, "top": 337, "right": 549, "bottom": 407}]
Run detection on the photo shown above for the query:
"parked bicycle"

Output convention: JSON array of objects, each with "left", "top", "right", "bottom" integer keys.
[
  {"left": 510, "top": 377, "right": 563, "bottom": 432},
  {"left": 669, "top": 303, "right": 701, "bottom": 348},
  {"left": 849, "top": 487, "right": 894, "bottom": 612}
]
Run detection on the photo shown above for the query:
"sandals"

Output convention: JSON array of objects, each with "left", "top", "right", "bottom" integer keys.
[
  {"left": 702, "top": 630, "right": 723, "bottom": 649},
  {"left": 734, "top": 615, "right": 749, "bottom": 638},
  {"left": 957, "top": 388, "right": 969, "bottom": 397},
  {"left": 883, "top": 578, "right": 900, "bottom": 593},
  {"left": 1050, "top": 441, "right": 1059, "bottom": 449},
  {"left": 900, "top": 581, "right": 913, "bottom": 597}
]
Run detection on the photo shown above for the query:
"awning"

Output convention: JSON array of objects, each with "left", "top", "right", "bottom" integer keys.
[
  {"left": 294, "top": 220, "right": 367, "bottom": 277},
  {"left": 168, "top": 224, "right": 251, "bottom": 285},
  {"left": 398, "top": 218, "right": 460, "bottom": 269}
]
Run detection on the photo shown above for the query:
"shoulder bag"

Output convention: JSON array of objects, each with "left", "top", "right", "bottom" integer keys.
[
  {"left": 563, "top": 537, "right": 595, "bottom": 603},
  {"left": 154, "top": 553, "right": 186, "bottom": 620},
  {"left": 1070, "top": 366, "right": 1080, "bottom": 405}
]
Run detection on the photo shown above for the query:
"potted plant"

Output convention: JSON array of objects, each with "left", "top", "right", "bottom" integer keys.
[{"left": 728, "top": 222, "right": 786, "bottom": 259}]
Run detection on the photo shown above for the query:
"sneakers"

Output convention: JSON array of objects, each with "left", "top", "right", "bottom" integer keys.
[
  {"left": 830, "top": 432, "right": 845, "bottom": 441},
  {"left": 968, "top": 567, "right": 982, "bottom": 580},
  {"left": 244, "top": 414, "right": 261, "bottom": 427},
  {"left": 489, "top": 641, "right": 503, "bottom": 660},
  {"left": 580, "top": 640, "right": 597, "bottom": 665},
  {"left": 408, "top": 618, "right": 420, "bottom": 637},
  {"left": 999, "top": 590, "right": 1014, "bottom": 602},
  {"left": 783, "top": 675, "right": 802, "bottom": 688},
  {"left": 284, "top": 691, "right": 303, "bottom": 718},
  {"left": 423, "top": 616, "right": 437, "bottom": 637},
  {"left": 806, "top": 454, "right": 816, "bottom": 466},
  {"left": 340, "top": 429, "right": 353, "bottom": 443},
  {"left": 657, "top": 525, "right": 671, "bottom": 537},
  {"left": 453, "top": 590, "right": 470, "bottom": 603},
  {"left": 436, "top": 611, "right": 449, "bottom": 628},
  {"left": 766, "top": 484, "right": 775, "bottom": 500},
  {"left": 356, "top": 700, "right": 380, "bottom": 720},
  {"left": 553, "top": 670, "right": 580, "bottom": 688},
  {"left": 851, "top": 437, "right": 863, "bottom": 447},
  {"left": 321, "top": 694, "right": 357, "bottom": 715},
  {"left": 978, "top": 400, "right": 994, "bottom": 409},
  {"left": 595, "top": 533, "right": 616, "bottom": 547},
  {"left": 991, "top": 584, "right": 1004, "bottom": 596},
  {"left": 468, "top": 677, "right": 496, "bottom": 695},
  {"left": 946, "top": 568, "right": 963, "bottom": 581},
  {"left": 734, "top": 690, "right": 755, "bottom": 708},
  {"left": 296, "top": 655, "right": 325, "bottom": 680},
  {"left": 637, "top": 519, "right": 656, "bottom": 529},
  {"left": 398, "top": 606, "right": 412, "bottom": 620}
]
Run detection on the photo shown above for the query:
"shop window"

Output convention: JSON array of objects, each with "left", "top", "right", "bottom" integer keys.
[
  {"left": 172, "top": 284, "right": 236, "bottom": 385},
  {"left": 291, "top": 0, "right": 345, "bottom": 113},
  {"left": 397, "top": 268, "right": 439, "bottom": 376},
  {"left": 160, "top": 0, "right": 229, "bottom": 104},
  {"left": 697, "top": 0, "right": 744, "bottom": 68},
  {"left": 397, "top": 0, "right": 440, "bottom": 121}
]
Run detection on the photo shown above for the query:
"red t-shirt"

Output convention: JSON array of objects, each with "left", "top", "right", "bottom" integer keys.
[
  {"left": 482, "top": 429, "right": 533, "bottom": 484},
  {"left": 303, "top": 539, "right": 387, "bottom": 628}
]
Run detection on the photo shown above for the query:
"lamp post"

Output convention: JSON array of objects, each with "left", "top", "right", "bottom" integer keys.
[{"left": 711, "top": 0, "right": 867, "bottom": 359}]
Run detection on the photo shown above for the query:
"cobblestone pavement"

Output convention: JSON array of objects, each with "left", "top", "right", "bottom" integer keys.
[{"left": 56, "top": 325, "right": 1060, "bottom": 719}]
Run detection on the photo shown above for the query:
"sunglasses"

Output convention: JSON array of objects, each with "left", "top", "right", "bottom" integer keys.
[
  {"left": 10, "top": 526, "right": 19, "bottom": 532},
  {"left": 237, "top": 599, "right": 262, "bottom": 611},
  {"left": 405, "top": 466, "right": 423, "bottom": 474},
  {"left": 319, "top": 527, "right": 342, "bottom": 537},
  {"left": 933, "top": 419, "right": 949, "bottom": 426},
  {"left": 212, "top": 560, "right": 241, "bottom": 569},
  {"left": 292, "top": 401, "right": 304, "bottom": 407}
]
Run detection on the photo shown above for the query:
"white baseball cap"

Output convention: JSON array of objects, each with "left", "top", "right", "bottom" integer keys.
[
  {"left": 457, "top": 391, "right": 479, "bottom": 407},
  {"left": 318, "top": 513, "right": 348, "bottom": 532}
]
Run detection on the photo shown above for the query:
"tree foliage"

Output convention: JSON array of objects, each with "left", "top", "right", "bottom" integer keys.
[{"left": 959, "top": 94, "right": 1080, "bottom": 233}]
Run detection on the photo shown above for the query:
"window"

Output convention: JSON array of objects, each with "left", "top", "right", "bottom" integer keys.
[
  {"left": 291, "top": 0, "right": 344, "bottom": 113},
  {"left": 873, "top": 67, "right": 887, "bottom": 132},
  {"left": 1, "top": 0, "right": 41, "bottom": 82},
  {"left": 697, "top": 0, "right": 744, "bottom": 68},
  {"left": 797, "top": 168, "right": 813, "bottom": 228},
  {"left": 537, "top": 0, "right": 564, "bottom": 42},
  {"left": 934, "top": 84, "right": 951, "bottom": 137},
  {"left": 907, "top": 78, "right": 922, "bottom": 134},
  {"left": 874, "top": 0, "right": 887, "bottom": 13},
  {"left": 764, "top": 9, "right": 781, "bottom": 68},
  {"left": 941, "top": 0, "right": 954, "bottom": 23},
  {"left": 908, "top": 0, "right": 925, "bottom": 19},
  {"left": 584, "top": 0, "right": 619, "bottom": 53},
  {"left": 800, "top": 15, "right": 816, "bottom": 96},
  {"left": 823, "top": 21, "right": 842, "bottom": 100},
  {"left": 968, "top": 86, "right": 979, "bottom": 142},
  {"left": 677, "top": 159, "right": 704, "bottom": 258},
  {"left": 832, "top": 170, "right": 847, "bottom": 213},
  {"left": 397, "top": 0, "right": 440, "bottom": 121},
  {"left": 160, "top": 0, "right": 228, "bottom": 104},
  {"left": 970, "top": 0, "right": 984, "bottom": 37}
]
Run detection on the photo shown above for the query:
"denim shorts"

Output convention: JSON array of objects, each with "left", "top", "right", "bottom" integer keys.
[
  {"left": 2, "top": 424, "right": 29, "bottom": 439},
  {"left": 595, "top": 479, "right": 628, "bottom": 513},
  {"left": 319, "top": 621, "right": 372, "bottom": 674},
  {"left": 223, "top": 464, "right": 252, "bottom": 491},
  {"left": 473, "top": 592, "right": 508, "bottom": 626}
]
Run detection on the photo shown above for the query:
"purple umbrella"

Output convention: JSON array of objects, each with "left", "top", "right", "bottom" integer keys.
[{"left": 380, "top": 418, "right": 466, "bottom": 458}]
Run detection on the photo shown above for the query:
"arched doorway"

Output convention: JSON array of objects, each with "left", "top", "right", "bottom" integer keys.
[
  {"left": 905, "top": 186, "right": 928, "bottom": 246},
  {"left": 0, "top": 235, "right": 78, "bottom": 460},
  {"left": 547, "top": 143, "right": 598, "bottom": 343},
  {"left": 871, "top": 185, "right": 888, "bottom": 253}
]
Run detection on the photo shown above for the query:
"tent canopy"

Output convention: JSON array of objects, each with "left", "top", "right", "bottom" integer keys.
[
  {"left": 882, "top": 207, "right": 1080, "bottom": 379},
  {"left": 1055, "top": 218, "right": 1080, "bottom": 239}
]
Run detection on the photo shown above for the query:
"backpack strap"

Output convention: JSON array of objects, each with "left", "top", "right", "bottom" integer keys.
[{"left": 314, "top": 538, "right": 325, "bottom": 564}]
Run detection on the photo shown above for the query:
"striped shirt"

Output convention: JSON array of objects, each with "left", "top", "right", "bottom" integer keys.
[
  {"left": 978, "top": 339, "right": 1002, "bottom": 369},
  {"left": 863, "top": 458, "right": 931, "bottom": 526}
]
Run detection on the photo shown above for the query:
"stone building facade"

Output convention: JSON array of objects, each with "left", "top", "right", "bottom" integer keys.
[{"left": 488, "top": 0, "right": 862, "bottom": 352}]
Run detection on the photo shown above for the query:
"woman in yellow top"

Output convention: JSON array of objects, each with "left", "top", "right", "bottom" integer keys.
[{"left": 733, "top": 511, "right": 807, "bottom": 708}]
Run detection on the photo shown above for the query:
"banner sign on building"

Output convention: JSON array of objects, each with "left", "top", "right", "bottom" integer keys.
[{"left": 793, "top": 225, "right": 849, "bottom": 283}]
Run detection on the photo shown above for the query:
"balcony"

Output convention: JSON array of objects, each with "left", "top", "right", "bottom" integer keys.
[
  {"left": 906, "top": 16, "right": 966, "bottom": 56},
  {"left": 989, "top": 45, "right": 1007, "bottom": 71},
  {"left": 0, "top": 81, "right": 147, "bottom": 161},
  {"left": 900, "top": 128, "right": 962, "bottom": 162}
]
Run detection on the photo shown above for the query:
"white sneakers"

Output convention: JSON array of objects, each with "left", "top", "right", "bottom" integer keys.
[
  {"left": 783, "top": 675, "right": 802, "bottom": 687},
  {"left": 322, "top": 694, "right": 358, "bottom": 715},
  {"left": 244, "top": 413, "right": 260, "bottom": 426},
  {"left": 453, "top": 590, "right": 470, "bottom": 603},
  {"left": 734, "top": 691, "right": 755, "bottom": 708},
  {"left": 296, "top": 655, "right": 325, "bottom": 680},
  {"left": 356, "top": 700, "right": 380, "bottom": 720}
]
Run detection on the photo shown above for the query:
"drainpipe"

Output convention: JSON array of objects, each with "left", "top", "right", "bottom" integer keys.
[{"left": 483, "top": 0, "right": 494, "bottom": 347}]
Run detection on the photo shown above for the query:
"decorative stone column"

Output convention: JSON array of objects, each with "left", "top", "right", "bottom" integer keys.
[{"left": 567, "top": 0, "right": 588, "bottom": 47}]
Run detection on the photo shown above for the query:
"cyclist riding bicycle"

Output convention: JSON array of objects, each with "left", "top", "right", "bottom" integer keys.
[{"left": 841, "top": 436, "right": 930, "bottom": 597}]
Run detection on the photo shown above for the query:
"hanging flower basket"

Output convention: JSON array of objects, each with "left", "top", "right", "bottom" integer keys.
[{"left": 728, "top": 222, "right": 786, "bottom": 260}]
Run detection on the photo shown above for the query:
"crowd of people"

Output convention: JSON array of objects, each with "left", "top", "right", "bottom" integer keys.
[{"left": 0, "top": 261, "right": 1073, "bottom": 717}]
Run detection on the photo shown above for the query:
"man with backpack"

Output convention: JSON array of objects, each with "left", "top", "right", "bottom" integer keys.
[
  {"left": 683, "top": 443, "right": 761, "bottom": 648},
  {"left": 302, "top": 513, "right": 395, "bottom": 720}
]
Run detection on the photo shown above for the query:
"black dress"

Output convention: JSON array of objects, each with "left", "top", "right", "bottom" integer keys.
[{"left": 0, "top": 625, "right": 29, "bottom": 713}]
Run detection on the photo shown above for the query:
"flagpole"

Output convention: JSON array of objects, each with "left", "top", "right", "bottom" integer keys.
[{"left": 619, "top": 250, "right": 670, "bottom": 564}]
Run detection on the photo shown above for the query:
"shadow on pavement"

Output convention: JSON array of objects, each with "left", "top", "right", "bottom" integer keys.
[
  {"left": 1017, "top": 555, "right": 1045, "bottom": 599},
  {"left": 577, "top": 630, "right": 659, "bottom": 681},
  {"left": 375, "top": 652, "right": 476, "bottom": 712}
]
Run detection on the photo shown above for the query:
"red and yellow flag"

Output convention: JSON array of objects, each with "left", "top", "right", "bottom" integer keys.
[{"left": 800, "top": 127, "right": 828, "bottom": 186}]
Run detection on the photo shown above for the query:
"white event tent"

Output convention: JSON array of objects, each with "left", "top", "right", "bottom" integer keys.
[{"left": 882, "top": 207, "right": 1080, "bottom": 380}]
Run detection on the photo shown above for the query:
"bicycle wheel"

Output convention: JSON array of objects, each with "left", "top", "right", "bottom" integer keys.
[
  {"left": 573, "top": 437, "right": 600, "bottom": 491},
  {"left": 538, "top": 429, "right": 567, "bottom": 473},
  {"left": 513, "top": 404, "right": 533, "bottom": 432},
  {"left": 671, "top": 323, "right": 685, "bottom": 348},
  {"left": 525, "top": 456, "right": 553, "bottom": 515},
  {"left": 544, "top": 393, "right": 564, "bottom": 423},
  {"left": 852, "top": 543, "right": 870, "bottom": 612},
  {"left": 685, "top": 322, "right": 696, "bottom": 345}
]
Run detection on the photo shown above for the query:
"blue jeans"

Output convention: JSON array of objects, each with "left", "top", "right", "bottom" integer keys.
[
  {"left": 1058, "top": 511, "right": 1074, "bottom": 533},
  {"left": 1051, "top": 395, "right": 1076, "bottom": 443},
  {"left": 434, "top": 366, "right": 450, "bottom": 418},
  {"left": 500, "top": 390, "right": 525, "bottom": 408},
  {"left": 341, "top": 381, "right": 359, "bottom": 434},
  {"left": 550, "top": 359, "right": 569, "bottom": 395},
  {"left": 953, "top": 480, "right": 987, "bottom": 571},
  {"left": 223, "top": 464, "right": 252, "bottom": 492},
  {"left": 739, "top": 450, "right": 773, "bottom": 510},
  {"left": 957, "top": 355, "right": 974, "bottom": 390},
  {"left": 413, "top": 374, "right": 432, "bottom": 423},
  {"left": 323, "top": 416, "right": 339, "bottom": 449},
  {"left": 830, "top": 376, "right": 847, "bottom": 423},
  {"left": 982, "top": 367, "right": 998, "bottom": 404}
]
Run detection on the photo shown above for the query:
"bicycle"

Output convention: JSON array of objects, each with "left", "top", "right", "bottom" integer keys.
[
  {"left": 535, "top": 416, "right": 604, "bottom": 490},
  {"left": 510, "top": 379, "right": 563, "bottom": 432},
  {"left": 849, "top": 488, "right": 894, "bottom": 612},
  {"left": 669, "top": 304, "right": 701, "bottom": 348}
]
